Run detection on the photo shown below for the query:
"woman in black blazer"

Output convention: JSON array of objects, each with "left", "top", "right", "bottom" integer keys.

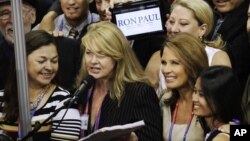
[{"left": 76, "top": 21, "right": 163, "bottom": 141}]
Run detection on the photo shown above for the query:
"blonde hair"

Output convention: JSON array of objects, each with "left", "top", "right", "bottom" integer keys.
[
  {"left": 161, "top": 32, "right": 209, "bottom": 88},
  {"left": 77, "top": 21, "right": 149, "bottom": 103},
  {"left": 171, "top": 0, "right": 224, "bottom": 48}
]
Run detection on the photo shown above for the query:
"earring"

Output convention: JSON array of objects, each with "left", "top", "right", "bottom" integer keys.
[
  {"left": 195, "top": 116, "right": 200, "bottom": 126},
  {"left": 199, "top": 36, "right": 203, "bottom": 40},
  {"left": 199, "top": 36, "right": 205, "bottom": 43}
]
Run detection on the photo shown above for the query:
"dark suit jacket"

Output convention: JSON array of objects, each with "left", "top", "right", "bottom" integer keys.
[
  {"left": 81, "top": 82, "right": 163, "bottom": 141},
  {"left": 207, "top": 0, "right": 250, "bottom": 90},
  {"left": 0, "top": 35, "right": 14, "bottom": 90}
]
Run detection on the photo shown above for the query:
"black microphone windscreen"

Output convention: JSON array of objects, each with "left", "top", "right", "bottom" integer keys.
[{"left": 84, "top": 75, "right": 95, "bottom": 89}]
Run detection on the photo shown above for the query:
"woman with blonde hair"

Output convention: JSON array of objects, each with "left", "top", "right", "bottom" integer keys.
[
  {"left": 145, "top": 0, "right": 231, "bottom": 97},
  {"left": 76, "top": 21, "right": 162, "bottom": 141},
  {"left": 160, "top": 32, "right": 209, "bottom": 141}
]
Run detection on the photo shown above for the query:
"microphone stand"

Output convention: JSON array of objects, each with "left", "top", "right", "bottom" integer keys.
[{"left": 21, "top": 96, "right": 78, "bottom": 141}]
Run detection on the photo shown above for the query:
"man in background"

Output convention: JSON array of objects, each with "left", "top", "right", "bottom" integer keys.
[
  {"left": 35, "top": 0, "right": 99, "bottom": 40},
  {"left": 207, "top": 0, "right": 250, "bottom": 90},
  {"left": 0, "top": 0, "right": 37, "bottom": 89}
]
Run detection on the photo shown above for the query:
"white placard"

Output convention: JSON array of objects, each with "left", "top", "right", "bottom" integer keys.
[{"left": 115, "top": 7, "right": 163, "bottom": 36}]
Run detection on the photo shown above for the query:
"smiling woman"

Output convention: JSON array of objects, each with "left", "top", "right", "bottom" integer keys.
[
  {"left": 192, "top": 66, "right": 245, "bottom": 141},
  {"left": 145, "top": 0, "right": 231, "bottom": 97},
  {"left": 0, "top": 30, "right": 81, "bottom": 141},
  {"left": 160, "top": 32, "right": 209, "bottom": 141}
]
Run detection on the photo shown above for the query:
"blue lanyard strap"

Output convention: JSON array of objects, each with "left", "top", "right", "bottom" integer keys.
[
  {"left": 93, "top": 109, "right": 101, "bottom": 132},
  {"left": 168, "top": 101, "right": 194, "bottom": 141},
  {"left": 83, "top": 87, "right": 107, "bottom": 133}
]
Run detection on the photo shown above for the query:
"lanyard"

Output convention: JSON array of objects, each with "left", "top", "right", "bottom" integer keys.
[
  {"left": 83, "top": 88, "right": 93, "bottom": 115},
  {"left": 82, "top": 87, "right": 103, "bottom": 132},
  {"left": 93, "top": 109, "right": 101, "bottom": 132},
  {"left": 168, "top": 101, "right": 194, "bottom": 141}
]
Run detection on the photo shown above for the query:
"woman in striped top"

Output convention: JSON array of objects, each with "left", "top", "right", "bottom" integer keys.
[{"left": 0, "top": 30, "right": 81, "bottom": 141}]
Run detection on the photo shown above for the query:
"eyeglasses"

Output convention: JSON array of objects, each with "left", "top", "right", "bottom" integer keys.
[{"left": 0, "top": 7, "right": 32, "bottom": 20}]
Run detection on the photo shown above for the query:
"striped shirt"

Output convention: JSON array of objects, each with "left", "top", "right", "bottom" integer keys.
[{"left": 0, "top": 86, "right": 81, "bottom": 141}]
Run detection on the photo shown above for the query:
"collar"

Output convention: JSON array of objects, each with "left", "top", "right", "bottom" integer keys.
[{"left": 57, "top": 11, "right": 94, "bottom": 35}]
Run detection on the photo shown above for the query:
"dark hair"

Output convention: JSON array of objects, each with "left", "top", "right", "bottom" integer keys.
[
  {"left": 199, "top": 66, "right": 245, "bottom": 128},
  {"left": 3, "top": 30, "right": 58, "bottom": 122}
]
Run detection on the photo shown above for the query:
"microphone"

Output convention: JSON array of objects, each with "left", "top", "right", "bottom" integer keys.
[{"left": 67, "top": 75, "right": 95, "bottom": 105}]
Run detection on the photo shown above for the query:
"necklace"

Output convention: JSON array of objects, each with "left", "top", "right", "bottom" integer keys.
[
  {"left": 30, "top": 85, "right": 50, "bottom": 110},
  {"left": 168, "top": 100, "right": 194, "bottom": 141}
]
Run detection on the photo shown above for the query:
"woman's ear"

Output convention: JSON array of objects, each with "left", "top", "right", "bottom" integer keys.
[{"left": 198, "top": 24, "right": 207, "bottom": 37}]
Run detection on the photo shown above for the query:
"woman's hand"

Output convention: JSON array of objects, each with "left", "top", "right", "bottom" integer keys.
[
  {"left": 38, "top": 11, "right": 57, "bottom": 32},
  {"left": 218, "top": 119, "right": 240, "bottom": 134},
  {"left": 218, "top": 124, "right": 230, "bottom": 134},
  {"left": 50, "top": 30, "right": 65, "bottom": 37}
]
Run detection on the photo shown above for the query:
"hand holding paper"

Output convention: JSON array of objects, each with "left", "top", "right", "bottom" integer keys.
[{"left": 78, "top": 120, "right": 145, "bottom": 141}]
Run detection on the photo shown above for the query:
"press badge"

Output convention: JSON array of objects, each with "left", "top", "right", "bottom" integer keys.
[{"left": 81, "top": 114, "right": 89, "bottom": 130}]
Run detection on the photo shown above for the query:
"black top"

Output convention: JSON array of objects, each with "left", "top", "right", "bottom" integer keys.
[
  {"left": 207, "top": 0, "right": 250, "bottom": 90},
  {"left": 0, "top": 35, "right": 13, "bottom": 90}
]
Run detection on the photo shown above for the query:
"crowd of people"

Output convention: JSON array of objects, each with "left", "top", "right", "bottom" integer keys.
[{"left": 0, "top": 0, "right": 249, "bottom": 140}]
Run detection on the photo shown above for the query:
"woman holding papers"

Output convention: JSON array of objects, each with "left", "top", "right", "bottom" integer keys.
[{"left": 76, "top": 21, "right": 163, "bottom": 141}]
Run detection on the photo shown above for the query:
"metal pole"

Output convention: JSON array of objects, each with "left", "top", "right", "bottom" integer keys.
[{"left": 11, "top": 0, "right": 32, "bottom": 140}]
